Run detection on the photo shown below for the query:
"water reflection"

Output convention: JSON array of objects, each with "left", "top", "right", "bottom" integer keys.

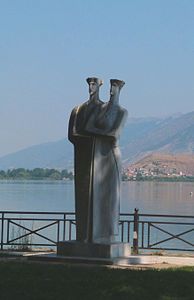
[
  {"left": 0, "top": 180, "right": 194, "bottom": 216},
  {"left": 121, "top": 181, "right": 194, "bottom": 215}
]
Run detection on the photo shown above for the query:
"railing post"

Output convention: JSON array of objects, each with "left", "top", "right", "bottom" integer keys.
[
  {"left": 133, "top": 208, "right": 139, "bottom": 254},
  {"left": 63, "top": 213, "right": 66, "bottom": 241},
  {"left": 1, "top": 213, "right": 5, "bottom": 250},
  {"left": 57, "top": 221, "right": 60, "bottom": 243}
]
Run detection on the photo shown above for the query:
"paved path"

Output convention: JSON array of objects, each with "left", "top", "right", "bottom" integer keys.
[{"left": 1, "top": 251, "right": 194, "bottom": 269}]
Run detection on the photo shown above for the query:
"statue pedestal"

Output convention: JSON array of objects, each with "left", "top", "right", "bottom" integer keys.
[{"left": 57, "top": 241, "right": 131, "bottom": 259}]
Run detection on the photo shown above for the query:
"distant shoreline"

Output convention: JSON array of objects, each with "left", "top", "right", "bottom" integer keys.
[
  {"left": 0, "top": 177, "right": 194, "bottom": 183},
  {"left": 0, "top": 168, "right": 73, "bottom": 181},
  {"left": 122, "top": 176, "right": 194, "bottom": 182},
  {"left": 0, "top": 178, "right": 73, "bottom": 181}
]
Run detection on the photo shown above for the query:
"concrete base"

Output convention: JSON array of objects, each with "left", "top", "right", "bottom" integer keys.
[{"left": 57, "top": 241, "right": 131, "bottom": 259}]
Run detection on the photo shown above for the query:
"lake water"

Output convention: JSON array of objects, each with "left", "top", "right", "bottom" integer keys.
[
  {"left": 1, "top": 180, "right": 194, "bottom": 251},
  {"left": 0, "top": 180, "right": 194, "bottom": 215}
]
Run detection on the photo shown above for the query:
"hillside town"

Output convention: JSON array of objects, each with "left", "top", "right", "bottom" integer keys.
[
  {"left": 122, "top": 166, "right": 188, "bottom": 181},
  {"left": 122, "top": 153, "right": 194, "bottom": 181}
]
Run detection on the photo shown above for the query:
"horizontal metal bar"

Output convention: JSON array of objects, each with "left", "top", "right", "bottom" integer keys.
[
  {"left": 138, "top": 213, "right": 194, "bottom": 219},
  {"left": 0, "top": 210, "right": 193, "bottom": 219},
  {"left": 4, "top": 218, "right": 75, "bottom": 222},
  {"left": 0, "top": 211, "right": 75, "bottom": 215},
  {"left": 0, "top": 211, "right": 193, "bottom": 218},
  {"left": 138, "top": 221, "right": 194, "bottom": 226},
  {"left": 119, "top": 220, "right": 133, "bottom": 223},
  {"left": 120, "top": 213, "right": 134, "bottom": 216}
]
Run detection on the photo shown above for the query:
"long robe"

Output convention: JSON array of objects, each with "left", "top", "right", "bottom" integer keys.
[
  {"left": 68, "top": 100, "right": 103, "bottom": 242},
  {"left": 85, "top": 103, "right": 128, "bottom": 243},
  {"left": 68, "top": 100, "right": 127, "bottom": 244}
]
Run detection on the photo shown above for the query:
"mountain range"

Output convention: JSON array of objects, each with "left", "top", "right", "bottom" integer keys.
[
  {"left": 1, "top": 111, "right": 194, "bottom": 170},
  {"left": 122, "top": 111, "right": 194, "bottom": 163}
]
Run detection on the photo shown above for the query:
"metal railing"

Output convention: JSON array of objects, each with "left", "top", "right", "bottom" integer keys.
[
  {"left": 0, "top": 211, "right": 75, "bottom": 250},
  {"left": 135, "top": 211, "right": 194, "bottom": 253},
  {"left": 0, "top": 210, "right": 194, "bottom": 253}
]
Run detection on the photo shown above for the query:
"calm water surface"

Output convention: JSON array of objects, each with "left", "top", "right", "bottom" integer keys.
[
  {"left": 121, "top": 181, "right": 194, "bottom": 215},
  {"left": 0, "top": 180, "right": 194, "bottom": 215}
]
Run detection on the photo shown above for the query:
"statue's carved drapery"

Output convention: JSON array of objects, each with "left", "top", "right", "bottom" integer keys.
[{"left": 68, "top": 78, "right": 128, "bottom": 244}]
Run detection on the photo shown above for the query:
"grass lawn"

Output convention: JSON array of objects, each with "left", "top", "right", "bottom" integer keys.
[{"left": 0, "top": 261, "right": 194, "bottom": 300}]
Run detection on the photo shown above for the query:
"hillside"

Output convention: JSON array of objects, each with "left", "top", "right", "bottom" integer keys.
[
  {"left": 0, "top": 116, "right": 161, "bottom": 170},
  {"left": 1, "top": 111, "right": 194, "bottom": 170},
  {"left": 122, "top": 111, "right": 194, "bottom": 163},
  {"left": 0, "top": 139, "right": 73, "bottom": 170},
  {"left": 129, "top": 153, "right": 194, "bottom": 176}
]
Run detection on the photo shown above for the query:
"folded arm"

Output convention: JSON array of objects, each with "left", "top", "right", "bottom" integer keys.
[{"left": 85, "top": 108, "right": 128, "bottom": 140}]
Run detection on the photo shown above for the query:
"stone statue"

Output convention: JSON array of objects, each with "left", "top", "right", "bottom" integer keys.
[
  {"left": 57, "top": 77, "right": 130, "bottom": 259},
  {"left": 68, "top": 77, "right": 104, "bottom": 242},
  {"left": 85, "top": 79, "right": 128, "bottom": 243},
  {"left": 68, "top": 78, "right": 128, "bottom": 244}
]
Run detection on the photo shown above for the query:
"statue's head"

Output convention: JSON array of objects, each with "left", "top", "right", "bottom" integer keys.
[
  {"left": 110, "top": 79, "right": 125, "bottom": 96},
  {"left": 86, "top": 77, "right": 103, "bottom": 96}
]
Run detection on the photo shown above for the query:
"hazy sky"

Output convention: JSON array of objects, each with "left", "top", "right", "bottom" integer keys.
[{"left": 0, "top": 0, "right": 194, "bottom": 156}]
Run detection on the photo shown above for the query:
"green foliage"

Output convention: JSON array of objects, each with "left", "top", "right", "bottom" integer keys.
[
  {"left": 0, "top": 170, "right": 6, "bottom": 179},
  {"left": 139, "top": 176, "right": 194, "bottom": 182},
  {"left": 122, "top": 173, "right": 129, "bottom": 181},
  {"left": 0, "top": 168, "right": 73, "bottom": 180},
  {"left": 123, "top": 174, "right": 194, "bottom": 182},
  {"left": 136, "top": 172, "right": 144, "bottom": 181}
]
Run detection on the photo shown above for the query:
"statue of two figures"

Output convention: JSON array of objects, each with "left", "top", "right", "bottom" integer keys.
[{"left": 68, "top": 77, "right": 128, "bottom": 246}]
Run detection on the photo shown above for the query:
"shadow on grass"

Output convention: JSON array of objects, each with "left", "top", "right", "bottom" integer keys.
[{"left": 0, "top": 261, "right": 193, "bottom": 300}]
